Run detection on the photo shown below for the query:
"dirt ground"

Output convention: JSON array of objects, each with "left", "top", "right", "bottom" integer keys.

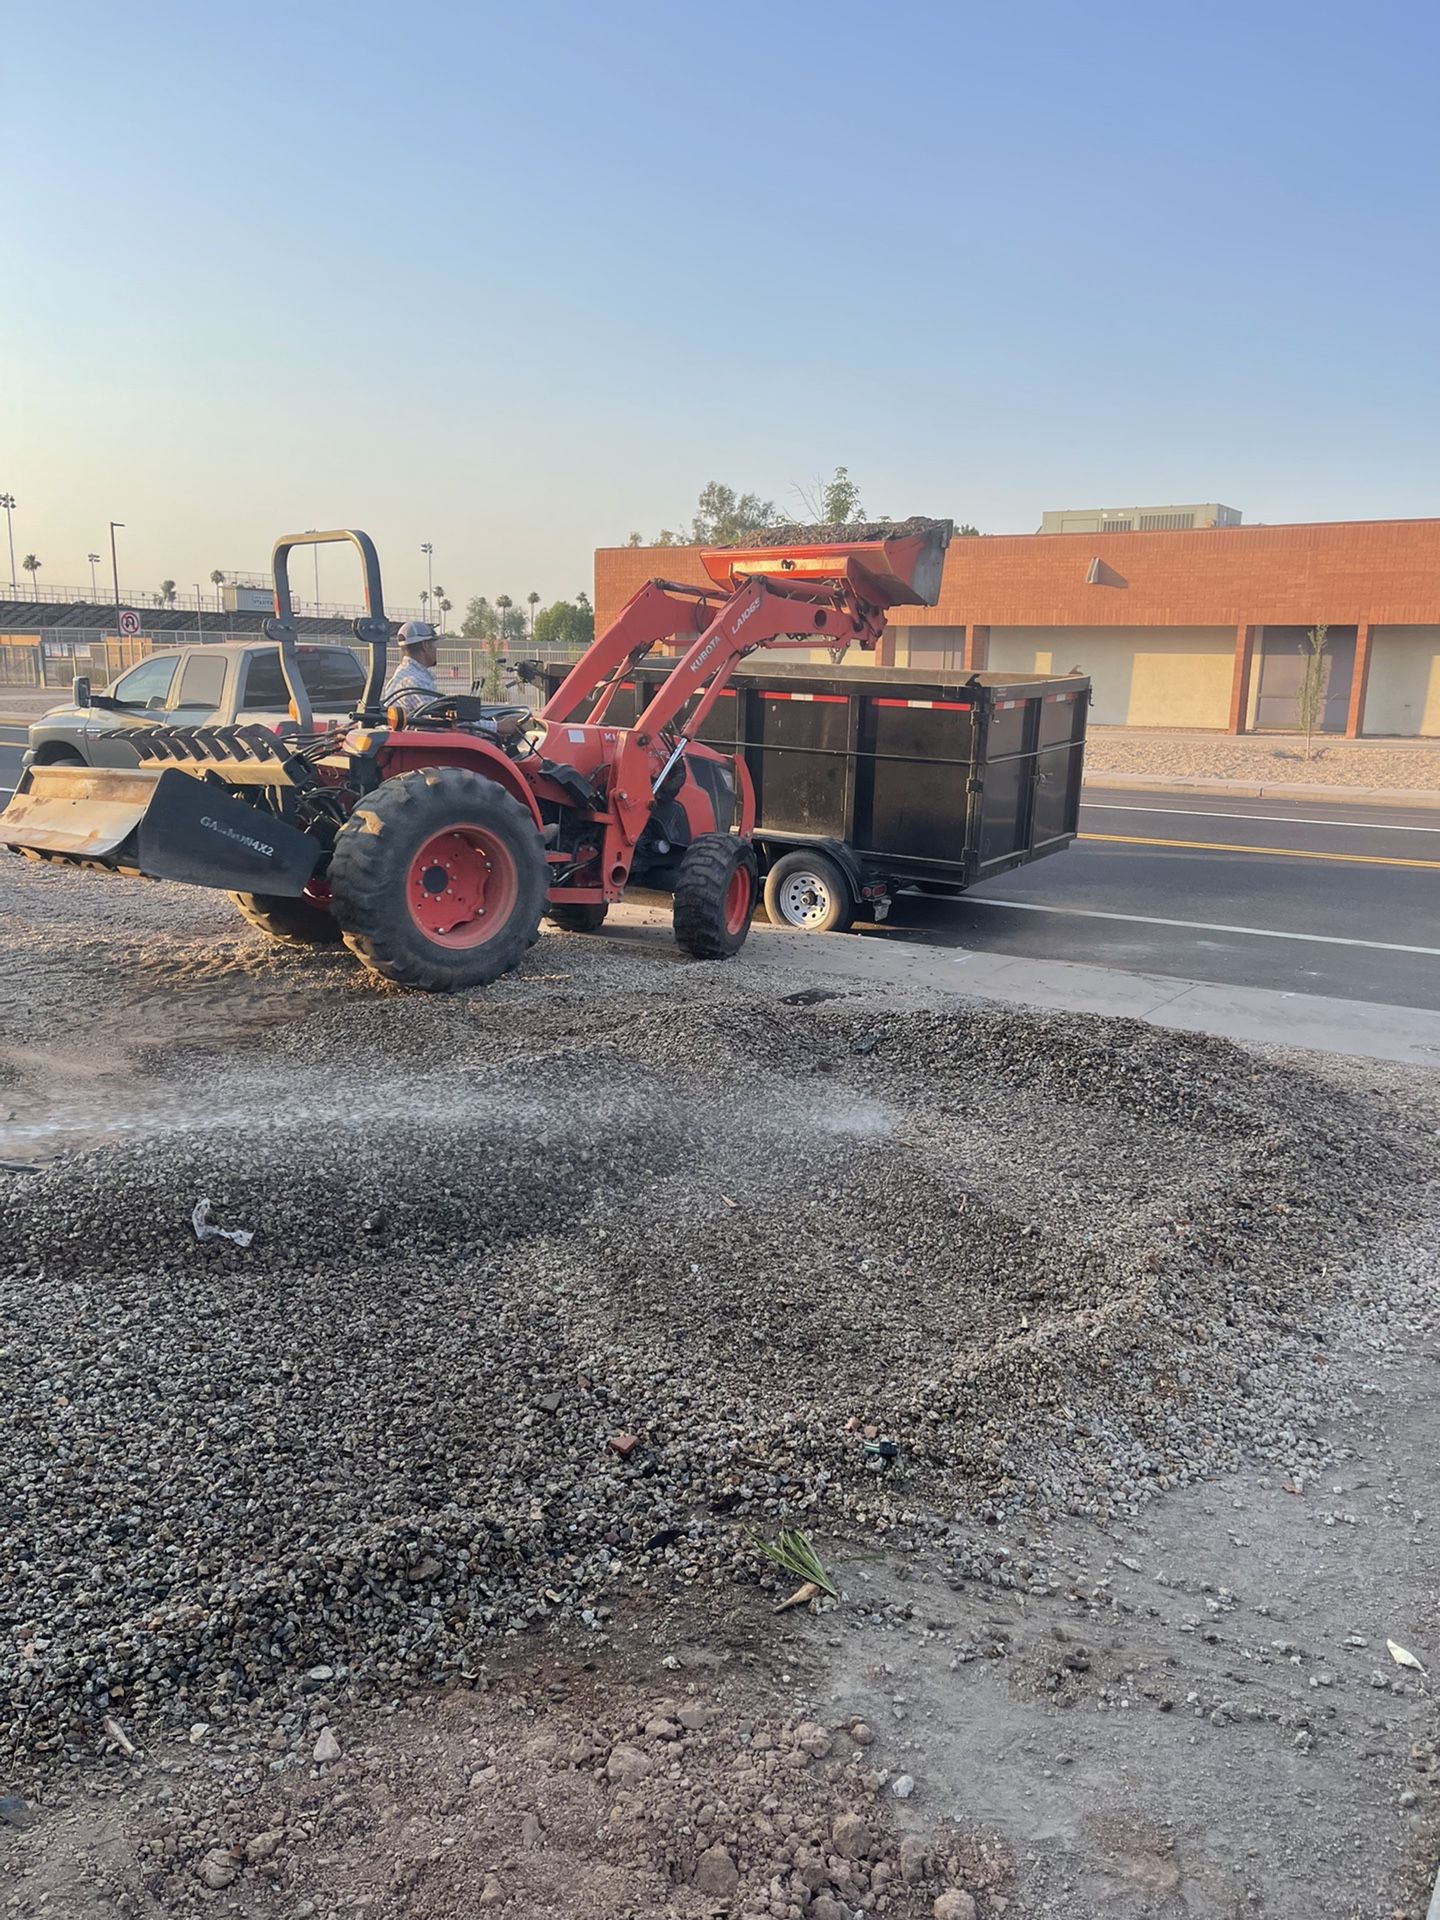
[
  {"left": 1084, "top": 728, "right": 1440, "bottom": 791},
  {"left": 1, "top": 859, "right": 1438, "bottom": 1920}
]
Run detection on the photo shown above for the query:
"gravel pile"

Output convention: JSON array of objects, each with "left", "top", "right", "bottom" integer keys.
[{"left": 1, "top": 946, "right": 1431, "bottom": 1777}]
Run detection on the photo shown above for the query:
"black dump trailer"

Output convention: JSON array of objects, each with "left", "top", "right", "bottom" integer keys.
[{"left": 541, "top": 658, "right": 1089, "bottom": 931}]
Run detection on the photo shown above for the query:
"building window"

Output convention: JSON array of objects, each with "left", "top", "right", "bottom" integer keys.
[{"left": 1138, "top": 512, "right": 1195, "bottom": 531}]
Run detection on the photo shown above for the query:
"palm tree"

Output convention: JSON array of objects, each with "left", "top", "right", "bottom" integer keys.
[
  {"left": 21, "top": 553, "right": 41, "bottom": 595},
  {"left": 210, "top": 568, "right": 225, "bottom": 610},
  {"left": 438, "top": 597, "right": 452, "bottom": 630},
  {"left": 160, "top": 579, "right": 177, "bottom": 607},
  {"left": 419, "top": 589, "right": 430, "bottom": 620},
  {"left": 527, "top": 589, "right": 540, "bottom": 638},
  {"left": 496, "top": 593, "right": 516, "bottom": 647}
]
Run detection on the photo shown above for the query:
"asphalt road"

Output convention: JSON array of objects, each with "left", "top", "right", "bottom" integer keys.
[
  {"left": 2, "top": 723, "right": 1435, "bottom": 1012},
  {"left": 872, "top": 789, "right": 1440, "bottom": 1012}
]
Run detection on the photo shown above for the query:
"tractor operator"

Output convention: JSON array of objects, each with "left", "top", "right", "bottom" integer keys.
[
  {"left": 383, "top": 618, "right": 528, "bottom": 742},
  {"left": 382, "top": 619, "right": 442, "bottom": 720}
]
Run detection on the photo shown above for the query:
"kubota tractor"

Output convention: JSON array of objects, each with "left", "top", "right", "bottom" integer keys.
[{"left": 4, "top": 522, "right": 951, "bottom": 990}]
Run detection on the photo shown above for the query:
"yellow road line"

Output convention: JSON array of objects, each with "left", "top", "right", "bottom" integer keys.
[{"left": 1078, "top": 832, "right": 1440, "bottom": 871}]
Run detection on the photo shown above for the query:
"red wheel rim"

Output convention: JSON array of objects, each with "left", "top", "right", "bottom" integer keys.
[
  {"left": 405, "top": 824, "right": 518, "bottom": 948},
  {"left": 724, "top": 863, "right": 752, "bottom": 935}
]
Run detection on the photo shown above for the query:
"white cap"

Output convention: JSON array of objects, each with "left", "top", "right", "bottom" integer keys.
[{"left": 396, "top": 620, "right": 439, "bottom": 647}]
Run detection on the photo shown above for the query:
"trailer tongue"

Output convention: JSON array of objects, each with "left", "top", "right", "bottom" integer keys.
[{"left": 3, "top": 520, "right": 955, "bottom": 990}]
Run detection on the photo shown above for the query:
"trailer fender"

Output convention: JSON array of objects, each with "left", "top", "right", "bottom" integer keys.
[{"left": 755, "top": 836, "right": 864, "bottom": 902}]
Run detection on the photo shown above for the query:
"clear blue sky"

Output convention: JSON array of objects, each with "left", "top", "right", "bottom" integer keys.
[{"left": 5, "top": 0, "right": 1438, "bottom": 612}]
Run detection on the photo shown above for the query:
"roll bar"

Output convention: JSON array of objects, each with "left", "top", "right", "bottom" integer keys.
[{"left": 266, "top": 529, "right": 392, "bottom": 729}]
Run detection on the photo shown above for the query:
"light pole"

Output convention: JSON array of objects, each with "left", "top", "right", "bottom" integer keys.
[
  {"left": 0, "top": 494, "right": 16, "bottom": 592},
  {"left": 109, "top": 522, "right": 125, "bottom": 633},
  {"left": 88, "top": 552, "right": 101, "bottom": 599},
  {"left": 421, "top": 542, "right": 433, "bottom": 621},
  {"left": 193, "top": 583, "right": 203, "bottom": 637}
]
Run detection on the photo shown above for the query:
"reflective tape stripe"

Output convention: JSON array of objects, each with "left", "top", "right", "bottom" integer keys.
[
  {"left": 875, "top": 697, "right": 971, "bottom": 711},
  {"left": 760, "top": 690, "right": 846, "bottom": 703}
]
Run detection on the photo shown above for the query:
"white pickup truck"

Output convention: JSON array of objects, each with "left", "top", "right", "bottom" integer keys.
[{"left": 24, "top": 641, "right": 367, "bottom": 771}]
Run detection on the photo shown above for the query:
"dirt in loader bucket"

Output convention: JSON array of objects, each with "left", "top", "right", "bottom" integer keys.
[{"left": 702, "top": 516, "right": 952, "bottom": 609}]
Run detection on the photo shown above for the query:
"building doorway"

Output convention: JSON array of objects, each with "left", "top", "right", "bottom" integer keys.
[{"left": 1254, "top": 625, "right": 1355, "bottom": 732}]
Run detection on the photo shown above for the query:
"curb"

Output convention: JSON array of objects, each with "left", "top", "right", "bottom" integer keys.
[{"left": 1083, "top": 772, "right": 1440, "bottom": 812}]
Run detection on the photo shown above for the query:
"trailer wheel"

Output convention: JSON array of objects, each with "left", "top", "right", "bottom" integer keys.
[
  {"left": 229, "top": 890, "right": 343, "bottom": 947},
  {"left": 328, "top": 766, "right": 547, "bottom": 991},
  {"left": 762, "top": 850, "right": 855, "bottom": 934},
  {"left": 546, "top": 902, "right": 609, "bottom": 934},
  {"left": 673, "top": 834, "right": 758, "bottom": 959}
]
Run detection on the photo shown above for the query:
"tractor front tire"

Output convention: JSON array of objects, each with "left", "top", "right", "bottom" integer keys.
[
  {"left": 328, "top": 766, "right": 547, "bottom": 991},
  {"left": 546, "top": 902, "right": 609, "bottom": 934},
  {"left": 229, "top": 890, "right": 343, "bottom": 948},
  {"left": 673, "top": 834, "right": 758, "bottom": 960}
]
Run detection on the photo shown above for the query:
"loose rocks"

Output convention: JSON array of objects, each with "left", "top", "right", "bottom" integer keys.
[{"left": 0, "top": 897, "right": 1430, "bottom": 1773}]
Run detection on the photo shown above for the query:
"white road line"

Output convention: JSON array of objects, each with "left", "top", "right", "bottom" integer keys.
[
  {"left": 1082, "top": 801, "right": 1440, "bottom": 835},
  {"left": 964, "top": 897, "right": 1440, "bottom": 957}
]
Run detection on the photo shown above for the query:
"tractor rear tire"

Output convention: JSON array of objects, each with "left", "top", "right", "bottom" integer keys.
[
  {"left": 546, "top": 902, "right": 609, "bottom": 934},
  {"left": 328, "top": 765, "right": 547, "bottom": 991},
  {"left": 762, "top": 850, "right": 855, "bottom": 934},
  {"left": 673, "top": 834, "right": 758, "bottom": 960},
  {"left": 229, "top": 890, "right": 343, "bottom": 948}
]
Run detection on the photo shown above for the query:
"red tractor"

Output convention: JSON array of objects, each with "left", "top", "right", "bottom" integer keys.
[{"left": 5, "top": 523, "right": 951, "bottom": 990}]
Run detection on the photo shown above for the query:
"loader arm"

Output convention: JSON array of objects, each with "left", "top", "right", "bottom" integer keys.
[
  {"left": 540, "top": 521, "right": 953, "bottom": 883},
  {"left": 602, "top": 574, "right": 886, "bottom": 849}
]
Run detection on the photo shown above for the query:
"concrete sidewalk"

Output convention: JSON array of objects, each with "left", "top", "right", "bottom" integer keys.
[{"left": 608, "top": 901, "right": 1440, "bottom": 1068}]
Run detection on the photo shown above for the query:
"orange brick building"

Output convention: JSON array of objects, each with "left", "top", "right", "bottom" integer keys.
[{"left": 595, "top": 518, "right": 1440, "bottom": 736}]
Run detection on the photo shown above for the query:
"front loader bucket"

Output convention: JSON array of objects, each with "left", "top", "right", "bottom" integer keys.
[
  {"left": 701, "top": 517, "right": 954, "bottom": 609},
  {"left": 4, "top": 764, "right": 322, "bottom": 896}
]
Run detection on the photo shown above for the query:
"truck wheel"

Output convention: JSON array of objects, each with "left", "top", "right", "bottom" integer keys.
[
  {"left": 229, "top": 890, "right": 343, "bottom": 947},
  {"left": 763, "top": 849, "right": 855, "bottom": 934},
  {"left": 673, "top": 834, "right": 758, "bottom": 959},
  {"left": 328, "top": 766, "right": 547, "bottom": 991},
  {"left": 546, "top": 902, "right": 608, "bottom": 934}
]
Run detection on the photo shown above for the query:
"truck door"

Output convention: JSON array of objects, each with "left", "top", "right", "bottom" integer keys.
[
  {"left": 165, "top": 650, "right": 230, "bottom": 728},
  {"left": 87, "top": 654, "right": 181, "bottom": 766}
]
